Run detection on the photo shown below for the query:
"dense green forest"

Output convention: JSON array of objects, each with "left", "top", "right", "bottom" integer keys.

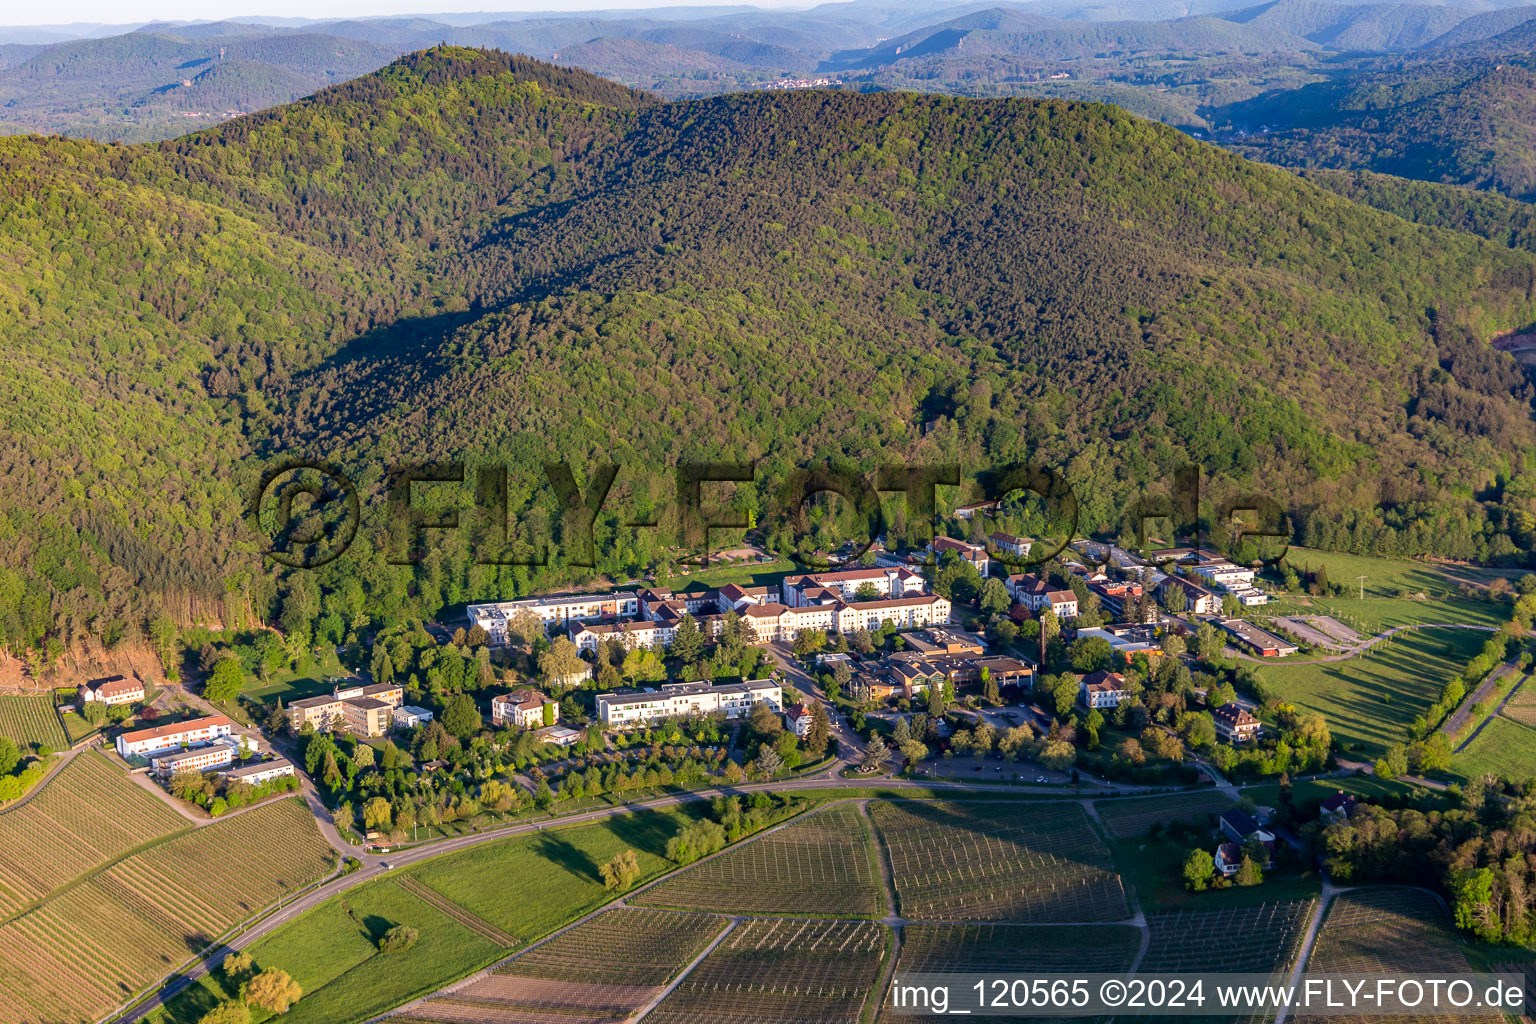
[{"left": 3, "top": 46, "right": 1536, "bottom": 665}]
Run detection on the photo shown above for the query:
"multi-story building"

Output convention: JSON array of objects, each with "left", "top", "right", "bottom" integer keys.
[
  {"left": 490, "top": 689, "right": 558, "bottom": 729},
  {"left": 1079, "top": 670, "right": 1129, "bottom": 710},
  {"left": 288, "top": 680, "right": 407, "bottom": 736},
  {"left": 151, "top": 741, "right": 236, "bottom": 777},
  {"left": 220, "top": 758, "right": 297, "bottom": 786},
  {"left": 341, "top": 698, "right": 393, "bottom": 738},
  {"left": 928, "top": 535, "right": 989, "bottom": 575},
  {"left": 1213, "top": 703, "right": 1263, "bottom": 743},
  {"left": 785, "top": 703, "right": 813, "bottom": 737},
  {"left": 1156, "top": 575, "right": 1222, "bottom": 615},
  {"left": 987, "top": 532, "right": 1033, "bottom": 559},
  {"left": 116, "top": 715, "right": 233, "bottom": 759},
  {"left": 1191, "top": 560, "right": 1256, "bottom": 589},
  {"left": 1007, "top": 574, "right": 1079, "bottom": 618},
  {"left": 569, "top": 618, "right": 674, "bottom": 653},
  {"left": 79, "top": 675, "right": 145, "bottom": 706},
  {"left": 596, "top": 679, "right": 782, "bottom": 728},
  {"left": 466, "top": 591, "right": 640, "bottom": 642},
  {"left": 781, "top": 567, "right": 925, "bottom": 606}
]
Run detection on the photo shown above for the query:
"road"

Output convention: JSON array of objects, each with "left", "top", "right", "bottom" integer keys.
[{"left": 1449, "top": 664, "right": 1528, "bottom": 754}]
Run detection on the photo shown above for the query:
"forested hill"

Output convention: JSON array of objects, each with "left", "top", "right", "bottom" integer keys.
[{"left": 3, "top": 46, "right": 1536, "bottom": 665}]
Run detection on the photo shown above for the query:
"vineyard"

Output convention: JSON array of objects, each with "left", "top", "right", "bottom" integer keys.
[
  {"left": 0, "top": 750, "right": 186, "bottom": 915},
  {"left": 643, "top": 918, "right": 887, "bottom": 1024},
  {"left": 0, "top": 797, "right": 334, "bottom": 1024},
  {"left": 880, "top": 923, "right": 1140, "bottom": 1023},
  {"left": 395, "top": 909, "right": 728, "bottom": 1023},
  {"left": 632, "top": 804, "right": 884, "bottom": 917},
  {"left": 1502, "top": 679, "right": 1536, "bottom": 727},
  {"left": 869, "top": 801, "right": 1128, "bottom": 922},
  {"left": 0, "top": 695, "right": 67, "bottom": 751},
  {"left": 1141, "top": 900, "right": 1316, "bottom": 972},
  {"left": 1095, "top": 792, "right": 1233, "bottom": 838}
]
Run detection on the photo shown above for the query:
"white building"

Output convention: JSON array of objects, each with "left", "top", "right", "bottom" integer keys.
[
  {"left": 781, "top": 567, "right": 925, "bottom": 607},
  {"left": 491, "top": 690, "right": 559, "bottom": 729},
  {"left": 116, "top": 715, "right": 234, "bottom": 759},
  {"left": 786, "top": 703, "right": 813, "bottom": 737},
  {"left": 1007, "top": 574, "right": 1079, "bottom": 618},
  {"left": 393, "top": 705, "right": 434, "bottom": 729},
  {"left": 1079, "top": 671, "right": 1129, "bottom": 710},
  {"left": 1191, "top": 561, "right": 1256, "bottom": 589},
  {"left": 596, "top": 679, "right": 782, "bottom": 728},
  {"left": 220, "top": 758, "right": 296, "bottom": 786},
  {"left": 78, "top": 675, "right": 144, "bottom": 706},
  {"left": 467, "top": 591, "right": 640, "bottom": 642},
  {"left": 150, "top": 737, "right": 238, "bottom": 777},
  {"left": 929, "top": 535, "right": 989, "bottom": 575}
]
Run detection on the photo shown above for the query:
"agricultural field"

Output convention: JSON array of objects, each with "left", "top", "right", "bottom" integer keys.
[
  {"left": 0, "top": 797, "right": 334, "bottom": 1024},
  {"left": 0, "top": 749, "right": 187, "bottom": 915},
  {"left": 151, "top": 808, "right": 705, "bottom": 1024},
  {"left": 1141, "top": 900, "right": 1316, "bottom": 972},
  {"left": 1253, "top": 627, "right": 1488, "bottom": 760},
  {"left": 869, "top": 800, "right": 1128, "bottom": 922},
  {"left": 401, "top": 807, "right": 697, "bottom": 942},
  {"left": 1500, "top": 677, "right": 1536, "bottom": 727},
  {"left": 1299, "top": 888, "right": 1499, "bottom": 1024},
  {"left": 0, "top": 694, "right": 68, "bottom": 751},
  {"left": 1095, "top": 792, "right": 1233, "bottom": 838},
  {"left": 632, "top": 803, "right": 883, "bottom": 917},
  {"left": 397, "top": 908, "right": 728, "bottom": 1023},
  {"left": 1276, "top": 547, "right": 1519, "bottom": 600},
  {"left": 1452, "top": 715, "right": 1536, "bottom": 784},
  {"left": 879, "top": 923, "right": 1140, "bottom": 1023},
  {"left": 643, "top": 918, "right": 887, "bottom": 1024}
]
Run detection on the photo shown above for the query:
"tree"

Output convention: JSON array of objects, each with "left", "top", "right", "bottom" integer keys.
[
  {"left": 1119, "top": 736, "right": 1146, "bottom": 765},
  {"left": 242, "top": 968, "right": 302, "bottom": 1014},
  {"left": 1374, "top": 743, "right": 1409, "bottom": 779},
  {"left": 205, "top": 657, "right": 245, "bottom": 703},
  {"left": 1235, "top": 854, "right": 1263, "bottom": 887},
  {"left": 0, "top": 736, "right": 20, "bottom": 776},
  {"left": 1178, "top": 711, "right": 1217, "bottom": 751},
  {"left": 362, "top": 796, "right": 392, "bottom": 830},
  {"left": 196, "top": 1002, "right": 250, "bottom": 1024},
  {"left": 1038, "top": 738, "right": 1076, "bottom": 771},
  {"left": 222, "top": 952, "right": 255, "bottom": 983},
  {"left": 1070, "top": 636, "right": 1114, "bottom": 673},
  {"left": 981, "top": 667, "right": 1000, "bottom": 704},
  {"left": 748, "top": 701, "right": 783, "bottom": 742},
  {"left": 378, "top": 924, "right": 420, "bottom": 953},
  {"left": 862, "top": 734, "right": 889, "bottom": 772},
  {"left": 754, "top": 745, "right": 784, "bottom": 777},
  {"left": 1183, "top": 848, "right": 1215, "bottom": 892},
  {"left": 352, "top": 743, "right": 375, "bottom": 769},
  {"left": 441, "top": 693, "right": 482, "bottom": 739},
  {"left": 538, "top": 637, "right": 587, "bottom": 691},
  {"left": 669, "top": 614, "right": 705, "bottom": 664},
  {"left": 979, "top": 577, "right": 1011, "bottom": 616},
  {"left": 81, "top": 699, "right": 108, "bottom": 728},
  {"left": 1161, "top": 633, "right": 1186, "bottom": 658},
  {"left": 805, "top": 702, "right": 831, "bottom": 756},
  {"left": 600, "top": 848, "right": 641, "bottom": 890},
  {"left": 926, "top": 677, "right": 947, "bottom": 717}
]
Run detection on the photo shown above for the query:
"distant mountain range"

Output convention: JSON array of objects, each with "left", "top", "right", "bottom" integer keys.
[{"left": 7, "top": 0, "right": 1536, "bottom": 200}]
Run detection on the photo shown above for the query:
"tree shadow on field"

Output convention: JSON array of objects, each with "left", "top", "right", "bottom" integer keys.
[
  {"left": 533, "top": 834, "right": 600, "bottom": 882},
  {"left": 607, "top": 808, "right": 681, "bottom": 859},
  {"left": 155, "top": 971, "right": 222, "bottom": 1024},
  {"left": 362, "top": 914, "right": 397, "bottom": 946}
]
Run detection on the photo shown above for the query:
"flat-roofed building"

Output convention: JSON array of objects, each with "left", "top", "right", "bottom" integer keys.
[
  {"left": 341, "top": 697, "right": 393, "bottom": 738},
  {"left": 1218, "top": 619, "right": 1298, "bottom": 658},
  {"left": 333, "top": 680, "right": 404, "bottom": 706},
  {"left": 467, "top": 591, "right": 640, "bottom": 642},
  {"left": 596, "top": 679, "right": 781, "bottom": 728},
  {"left": 220, "top": 758, "right": 296, "bottom": 786},
  {"left": 151, "top": 741, "right": 236, "bottom": 777},
  {"left": 116, "top": 715, "right": 233, "bottom": 758},
  {"left": 393, "top": 705, "right": 434, "bottom": 729}
]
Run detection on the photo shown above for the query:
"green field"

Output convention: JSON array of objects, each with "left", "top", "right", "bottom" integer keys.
[
  {"left": 656, "top": 557, "right": 797, "bottom": 592},
  {"left": 150, "top": 806, "right": 706, "bottom": 1024},
  {"left": 238, "top": 650, "right": 347, "bottom": 704},
  {"left": 1253, "top": 627, "right": 1487, "bottom": 760},
  {"left": 1452, "top": 715, "right": 1536, "bottom": 785},
  {"left": 0, "top": 695, "right": 68, "bottom": 751},
  {"left": 1276, "top": 547, "right": 1520, "bottom": 600},
  {"left": 1110, "top": 830, "right": 1321, "bottom": 913}
]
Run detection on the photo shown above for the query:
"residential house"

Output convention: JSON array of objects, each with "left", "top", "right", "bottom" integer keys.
[
  {"left": 1319, "top": 791, "right": 1358, "bottom": 824},
  {"left": 116, "top": 715, "right": 233, "bottom": 759},
  {"left": 1212, "top": 703, "right": 1262, "bottom": 743},
  {"left": 786, "top": 703, "right": 813, "bottom": 737},
  {"left": 987, "top": 532, "right": 1032, "bottom": 559},
  {"left": 1214, "top": 842, "right": 1245, "bottom": 878},
  {"left": 929, "top": 535, "right": 989, "bottom": 575},
  {"left": 1219, "top": 808, "right": 1276, "bottom": 867},
  {"left": 1079, "top": 670, "right": 1129, "bottom": 710},
  {"left": 953, "top": 499, "right": 1000, "bottom": 520},
  {"left": 491, "top": 689, "right": 558, "bottom": 729},
  {"left": 78, "top": 675, "right": 144, "bottom": 707},
  {"left": 1007, "top": 574, "right": 1078, "bottom": 618}
]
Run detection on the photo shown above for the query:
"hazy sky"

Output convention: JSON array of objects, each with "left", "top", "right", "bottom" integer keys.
[{"left": 3, "top": 0, "right": 812, "bottom": 28}]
